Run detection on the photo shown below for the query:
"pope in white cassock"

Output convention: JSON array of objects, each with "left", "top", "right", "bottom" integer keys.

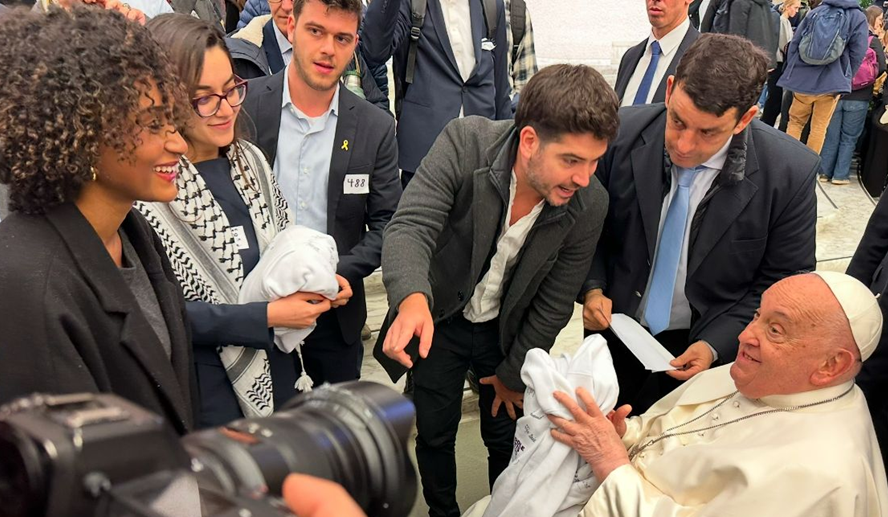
[{"left": 547, "top": 271, "right": 888, "bottom": 516}]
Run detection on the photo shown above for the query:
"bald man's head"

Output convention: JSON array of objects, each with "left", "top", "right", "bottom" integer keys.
[{"left": 730, "top": 274, "right": 861, "bottom": 399}]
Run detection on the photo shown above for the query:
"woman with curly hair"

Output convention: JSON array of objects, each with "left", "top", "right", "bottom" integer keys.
[
  {"left": 0, "top": 7, "right": 197, "bottom": 434},
  {"left": 141, "top": 14, "right": 349, "bottom": 428}
]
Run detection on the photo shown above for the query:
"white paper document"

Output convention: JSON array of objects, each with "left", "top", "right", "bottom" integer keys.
[{"left": 609, "top": 314, "right": 677, "bottom": 372}]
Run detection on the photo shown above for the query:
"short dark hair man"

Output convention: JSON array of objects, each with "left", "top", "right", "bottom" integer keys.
[
  {"left": 581, "top": 34, "right": 819, "bottom": 414},
  {"left": 227, "top": 0, "right": 389, "bottom": 111},
  {"left": 615, "top": 0, "right": 699, "bottom": 106},
  {"left": 242, "top": 0, "right": 401, "bottom": 386},
  {"left": 375, "top": 64, "right": 618, "bottom": 517}
]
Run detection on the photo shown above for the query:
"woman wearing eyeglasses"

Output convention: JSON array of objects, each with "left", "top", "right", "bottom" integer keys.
[{"left": 141, "top": 14, "right": 336, "bottom": 428}]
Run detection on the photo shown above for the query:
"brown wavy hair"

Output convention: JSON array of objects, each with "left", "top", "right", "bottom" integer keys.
[{"left": 0, "top": 6, "right": 190, "bottom": 214}]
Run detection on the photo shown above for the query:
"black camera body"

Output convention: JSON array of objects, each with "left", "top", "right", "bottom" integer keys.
[{"left": 0, "top": 382, "right": 417, "bottom": 517}]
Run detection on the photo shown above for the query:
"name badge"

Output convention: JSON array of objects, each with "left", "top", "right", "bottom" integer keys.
[
  {"left": 481, "top": 38, "right": 496, "bottom": 52},
  {"left": 230, "top": 226, "right": 250, "bottom": 251},
  {"left": 343, "top": 174, "right": 370, "bottom": 195}
]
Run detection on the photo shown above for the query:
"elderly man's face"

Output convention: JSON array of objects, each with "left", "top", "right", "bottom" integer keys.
[{"left": 730, "top": 276, "right": 848, "bottom": 399}]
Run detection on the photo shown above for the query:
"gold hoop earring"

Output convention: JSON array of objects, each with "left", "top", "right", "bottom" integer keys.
[{"left": 90, "top": 166, "right": 98, "bottom": 182}]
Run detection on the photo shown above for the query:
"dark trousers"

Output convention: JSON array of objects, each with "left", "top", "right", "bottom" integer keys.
[
  {"left": 301, "top": 310, "right": 363, "bottom": 386},
  {"left": 400, "top": 170, "right": 415, "bottom": 190},
  {"left": 761, "top": 62, "right": 785, "bottom": 127},
  {"left": 588, "top": 327, "right": 690, "bottom": 414},
  {"left": 413, "top": 314, "right": 518, "bottom": 517}
]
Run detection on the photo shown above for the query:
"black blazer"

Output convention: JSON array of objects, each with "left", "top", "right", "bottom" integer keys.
[
  {"left": 241, "top": 73, "right": 402, "bottom": 344},
  {"left": 614, "top": 25, "right": 700, "bottom": 105},
  {"left": 583, "top": 105, "right": 818, "bottom": 361},
  {"left": 848, "top": 194, "right": 888, "bottom": 429},
  {"left": 0, "top": 204, "right": 196, "bottom": 434}
]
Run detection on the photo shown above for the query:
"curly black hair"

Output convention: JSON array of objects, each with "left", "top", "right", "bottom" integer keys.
[{"left": 0, "top": 6, "right": 190, "bottom": 214}]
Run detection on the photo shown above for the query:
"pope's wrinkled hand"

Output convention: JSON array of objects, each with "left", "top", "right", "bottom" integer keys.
[{"left": 548, "top": 388, "right": 630, "bottom": 481}]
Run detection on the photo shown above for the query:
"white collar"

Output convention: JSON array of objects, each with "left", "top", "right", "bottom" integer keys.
[
  {"left": 758, "top": 381, "right": 856, "bottom": 409},
  {"left": 273, "top": 21, "right": 292, "bottom": 56},
  {"left": 647, "top": 17, "right": 691, "bottom": 57},
  {"left": 699, "top": 134, "right": 732, "bottom": 172}
]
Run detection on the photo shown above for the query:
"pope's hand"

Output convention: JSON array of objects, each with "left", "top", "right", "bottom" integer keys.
[
  {"left": 548, "top": 388, "right": 630, "bottom": 481},
  {"left": 666, "top": 341, "right": 714, "bottom": 381},
  {"left": 582, "top": 289, "right": 612, "bottom": 331},
  {"left": 382, "top": 293, "right": 433, "bottom": 368}
]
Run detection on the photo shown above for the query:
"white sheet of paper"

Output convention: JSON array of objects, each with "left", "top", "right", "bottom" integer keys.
[{"left": 609, "top": 314, "right": 677, "bottom": 372}]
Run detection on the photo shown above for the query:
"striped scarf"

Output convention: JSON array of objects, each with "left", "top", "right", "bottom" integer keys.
[{"left": 137, "top": 140, "right": 290, "bottom": 418}]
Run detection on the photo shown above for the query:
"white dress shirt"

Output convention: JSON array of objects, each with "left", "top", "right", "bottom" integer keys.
[
  {"left": 439, "top": 0, "right": 476, "bottom": 83},
  {"left": 464, "top": 172, "right": 544, "bottom": 323},
  {"left": 621, "top": 17, "right": 692, "bottom": 107},
  {"left": 273, "top": 22, "right": 293, "bottom": 66},
  {"left": 637, "top": 137, "right": 731, "bottom": 335}
]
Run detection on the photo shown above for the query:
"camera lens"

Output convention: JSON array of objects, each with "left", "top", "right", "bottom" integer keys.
[
  {"left": 183, "top": 381, "right": 417, "bottom": 517},
  {"left": 0, "top": 423, "right": 49, "bottom": 517}
]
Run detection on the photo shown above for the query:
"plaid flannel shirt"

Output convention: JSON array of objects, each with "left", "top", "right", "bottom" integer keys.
[{"left": 504, "top": 0, "right": 538, "bottom": 94}]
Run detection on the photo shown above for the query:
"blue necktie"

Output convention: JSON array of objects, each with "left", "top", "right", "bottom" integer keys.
[
  {"left": 644, "top": 166, "right": 700, "bottom": 336},
  {"left": 633, "top": 41, "right": 662, "bottom": 106}
]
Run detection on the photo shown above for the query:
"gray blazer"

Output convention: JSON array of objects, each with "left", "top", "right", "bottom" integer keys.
[{"left": 375, "top": 117, "right": 609, "bottom": 391}]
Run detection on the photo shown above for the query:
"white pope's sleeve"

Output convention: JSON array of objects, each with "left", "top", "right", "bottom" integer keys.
[{"left": 581, "top": 462, "right": 876, "bottom": 517}]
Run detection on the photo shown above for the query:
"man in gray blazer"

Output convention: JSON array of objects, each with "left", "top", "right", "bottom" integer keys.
[{"left": 374, "top": 64, "right": 618, "bottom": 517}]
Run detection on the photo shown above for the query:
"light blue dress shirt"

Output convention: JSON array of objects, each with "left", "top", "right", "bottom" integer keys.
[
  {"left": 273, "top": 65, "right": 339, "bottom": 234},
  {"left": 272, "top": 22, "right": 293, "bottom": 66}
]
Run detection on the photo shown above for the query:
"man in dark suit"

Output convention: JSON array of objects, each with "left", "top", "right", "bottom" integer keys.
[
  {"left": 615, "top": 0, "right": 698, "bottom": 106},
  {"left": 242, "top": 0, "right": 401, "bottom": 385},
  {"left": 361, "top": 0, "right": 512, "bottom": 188},
  {"left": 581, "top": 34, "right": 818, "bottom": 413},
  {"left": 847, "top": 194, "right": 888, "bottom": 471}
]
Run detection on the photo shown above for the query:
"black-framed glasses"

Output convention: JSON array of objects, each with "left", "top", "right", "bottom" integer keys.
[{"left": 191, "top": 78, "right": 248, "bottom": 118}]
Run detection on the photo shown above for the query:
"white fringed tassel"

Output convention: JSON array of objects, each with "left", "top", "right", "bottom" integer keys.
[{"left": 294, "top": 341, "right": 314, "bottom": 392}]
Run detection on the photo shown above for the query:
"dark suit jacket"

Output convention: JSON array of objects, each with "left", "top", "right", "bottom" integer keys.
[
  {"left": 689, "top": 0, "right": 704, "bottom": 28},
  {"left": 582, "top": 104, "right": 818, "bottom": 361},
  {"left": 361, "top": 0, "right": 512, "bottom": 173},
  {"left": 376, "top": 118, "right": 609, "bottom": 392},
  {"left": 241, "top": 72, "right": 402, "bottom": 345},
  {"left": 0, "top": 204, "right": 196, "bottom": 434},
  {"left": 614, "top": 25, "right": 700, "bottom": 105},
  {"left": 847, "top": 193, "right": 888, "bottom": 466}
]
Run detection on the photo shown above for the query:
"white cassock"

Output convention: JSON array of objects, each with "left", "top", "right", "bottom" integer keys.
[{"left": 582, "top": 364, "right": 888, "bottom": 517}]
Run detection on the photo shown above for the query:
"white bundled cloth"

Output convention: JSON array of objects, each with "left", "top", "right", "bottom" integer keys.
[
  {"left": 238, "top": 226, "right": 340, "bottom": 392},
  {"left": 465, "top": 335, "right": 619, "bottom": 517}
]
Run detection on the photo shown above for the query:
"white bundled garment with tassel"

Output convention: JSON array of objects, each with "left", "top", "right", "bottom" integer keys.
[
  {"left": 238, "top": 225, "right": 340, "bottom": 392},
  {"left": 463, "top": 334, "right": 620, "bottom": 517}
]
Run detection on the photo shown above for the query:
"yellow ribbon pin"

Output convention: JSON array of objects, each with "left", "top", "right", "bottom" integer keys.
[{"left": 341, "top": 140, "right": 349, "bottom": 151}]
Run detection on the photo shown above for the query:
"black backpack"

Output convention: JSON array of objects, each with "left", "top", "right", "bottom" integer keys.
[{"left": 711, "top": 0, "right": 734, "bottom": 34}]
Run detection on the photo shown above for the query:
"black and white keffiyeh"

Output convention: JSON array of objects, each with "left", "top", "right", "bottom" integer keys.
[{"left": 137, "top": 140, "right": 291, "bottom": 418}]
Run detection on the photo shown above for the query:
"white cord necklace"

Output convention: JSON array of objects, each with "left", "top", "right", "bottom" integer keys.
[{"left": 627, "top": 384, "right": 856, "bottom": 461}]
